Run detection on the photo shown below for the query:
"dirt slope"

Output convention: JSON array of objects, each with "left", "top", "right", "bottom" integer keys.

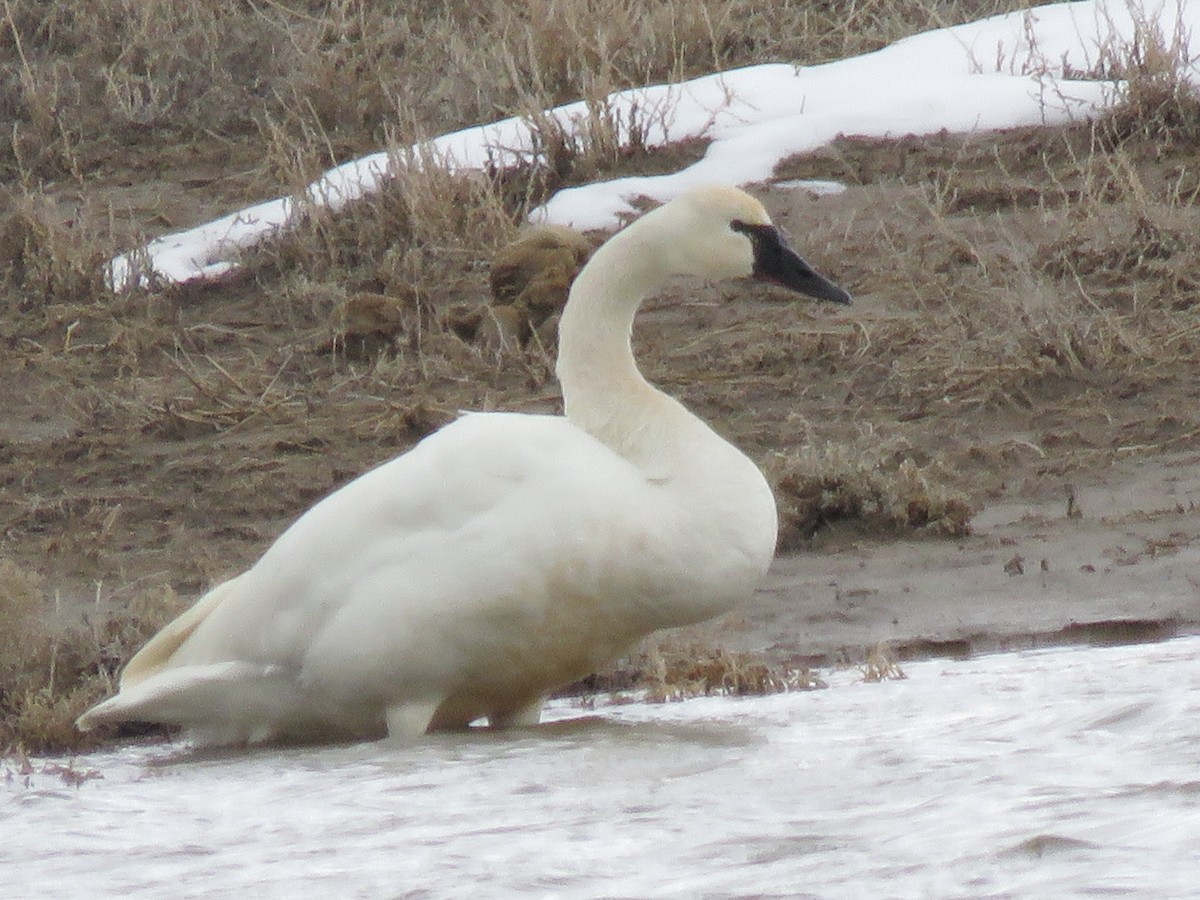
[{"left": 2, "top": 122, "right": 1199, "bottom": 750}]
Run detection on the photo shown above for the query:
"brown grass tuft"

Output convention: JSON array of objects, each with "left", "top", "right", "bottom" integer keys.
[
  {"left": 859, "top": 643, "right": 907, "bottom": 682},
  {"left": 770, "top": 446, "right": 974, "bottom": 551},
  {"left": 0, "top": 560, "right": 182, "bottom": 754},
  {"left": 560, "top": 638, "right": 828, "bottom": 703},
  {"left": 0, "top": 189, "right": 110, "bottom": 307},
  {"left": 1091, "top": 5, "right": 1200, "bottom": 147}
]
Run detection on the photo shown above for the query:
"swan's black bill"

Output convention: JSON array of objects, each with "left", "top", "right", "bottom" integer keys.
[{"left": 733, "top": 221, "right": 852, "bottom": 305}]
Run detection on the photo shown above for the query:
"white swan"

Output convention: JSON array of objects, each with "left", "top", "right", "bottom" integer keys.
[{"left": 77, "top": 185, "right": 851, "bottom": 745}]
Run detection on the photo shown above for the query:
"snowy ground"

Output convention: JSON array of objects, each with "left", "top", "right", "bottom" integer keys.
[{"left": 108, "top": 0, "right": 1200, "bottom": 288}]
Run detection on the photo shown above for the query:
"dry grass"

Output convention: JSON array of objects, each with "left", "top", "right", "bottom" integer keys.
[
  {"left": 770, "top": 443, "right": 974, "bottom": 551},
  {"left": 244, "top": 161, "right": 527, "bottom": 325},
  {"left": 0, "top": 189, "right": 109, "bottom": 307},
  {"left": 0, "top": 559, "right": 182, "bottom": 753},
  {"left": 564, "top": 637, "right": 828, "bottom": 703},
  {"left": 0, "top": 0, "right": 1023, "bottom": 182},
  {"left": 642, "top": 639, "right": 828, "bottom": 701},
  {"left": 771, "top": 50, "right": 1200, "bottom": 463},
  {"left": 1088, "top": 2, "right": 1200, "bottom": 147},
  {"left": 859, "top": 643, "right": 907, "bottom": 682}
]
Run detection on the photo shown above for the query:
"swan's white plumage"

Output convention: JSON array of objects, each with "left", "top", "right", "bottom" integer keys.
[{"left": 78, "top": 185, "right": 846, "bottom": 744}]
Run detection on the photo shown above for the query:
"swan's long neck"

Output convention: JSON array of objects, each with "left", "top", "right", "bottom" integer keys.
[
  {"left": 555, "top": 222, "right": 682, "bottom": 459},
  {"left": 554, "top": 213, "right": 756, "bottom": 494},
  {"left": 554, "top": 210, "right": 779, "bottom": 613}
]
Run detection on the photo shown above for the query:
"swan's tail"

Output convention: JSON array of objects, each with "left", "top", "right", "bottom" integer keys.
[{"left": 76, "top": 661, "right": 298, "bottom": 744}]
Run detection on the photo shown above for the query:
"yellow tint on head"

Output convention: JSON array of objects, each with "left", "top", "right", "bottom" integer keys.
[{"left": 681, "top": 184, "right": 773, "bottom": 228}]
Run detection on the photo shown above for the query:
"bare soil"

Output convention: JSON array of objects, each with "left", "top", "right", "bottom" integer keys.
[{"left": 3, "top": 119, "right": 1199, "bottom": 750}]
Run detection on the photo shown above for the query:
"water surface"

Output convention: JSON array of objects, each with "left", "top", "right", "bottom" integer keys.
[{"left": 5, "top": 637, "right": 1199, "bottom": 898}]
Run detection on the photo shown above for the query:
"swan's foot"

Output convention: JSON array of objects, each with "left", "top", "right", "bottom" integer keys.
[
  {"left": 384, "top": 700, "right": 440, "bottom": 740},
  {"left": 488, "top": 697, "right": 544, "bottom": 729}
]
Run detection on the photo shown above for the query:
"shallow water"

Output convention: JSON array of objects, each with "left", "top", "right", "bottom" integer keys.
[{"left": 5, "top": 637, "right": 1200, "bottom": 899}]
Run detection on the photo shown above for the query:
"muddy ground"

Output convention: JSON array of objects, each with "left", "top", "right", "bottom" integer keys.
[{"left": 2, "top": 122, "right": 1199, "bottom": 732}]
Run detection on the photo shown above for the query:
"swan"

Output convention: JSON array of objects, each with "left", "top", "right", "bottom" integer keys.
[{"left": 77, "top": 185, "right": 851, "bottom": 745}]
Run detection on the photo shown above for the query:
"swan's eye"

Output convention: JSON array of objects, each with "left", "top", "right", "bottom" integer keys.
[
  {"left": 730, "top": 219, "right": 774, "bottom": 243},
  {"left": 731, "top": 220, "right": 770, "bottom": 244}
]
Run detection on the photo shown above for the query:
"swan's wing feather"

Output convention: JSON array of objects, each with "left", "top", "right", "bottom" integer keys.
[
  {"left": 292, "top": 412, "right": 679, "bottom": 699},
  {"left": 106, "top": 413, "right": 663, "bottom": 707},
  {"left": 118, "top": 575, "right": 244, "bottom": 689}
]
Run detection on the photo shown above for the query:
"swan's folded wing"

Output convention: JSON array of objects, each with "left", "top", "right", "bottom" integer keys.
[
  {"left": 118, "top": 575, "right": 245, "bottom": 689},
  {"left": 77, "top": 411, "right": 660, "bottom": 735}
]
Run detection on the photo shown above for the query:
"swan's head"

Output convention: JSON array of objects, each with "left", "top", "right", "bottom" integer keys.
[{"left": 658, "top": 185, "right": 851, "bottom": 305}]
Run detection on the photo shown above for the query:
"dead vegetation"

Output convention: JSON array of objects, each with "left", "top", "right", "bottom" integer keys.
[
  {"left": 0, "top": 559, "right": 178, "bottom": 753},
  {"left": 571, "top": 637, "right": 910, "bottom": 703},
  {"left": 564, "top": 637, "right": 828, "bottom": 703},
  {"left": 770, "top": 445, "right": 974, "bottom": 551},
  {"left": 640, "top": 641, "right": 829, "bottom": 701},
  {"left": 2, "top": 0, "right": 1200, "bottom": 754},
  {"left": 0, "top": 0, "right": 1021, "bottom": 183},
  {"left": 1090, "top": 2, "right": 1200, "bottom": 148},
  {"left": 765, "top": 30, "right": 1200, "bottom": 494},
  {"left": 859, "top": 644, "right": 907, "bottom": 682}
]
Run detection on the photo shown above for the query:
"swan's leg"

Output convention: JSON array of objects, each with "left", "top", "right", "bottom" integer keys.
[
  {"left": 488, "top": 696, "right": 544, "bottom": 729},
  {"left": 384, "top": 700, "right": 440, "bottom": 740}
]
